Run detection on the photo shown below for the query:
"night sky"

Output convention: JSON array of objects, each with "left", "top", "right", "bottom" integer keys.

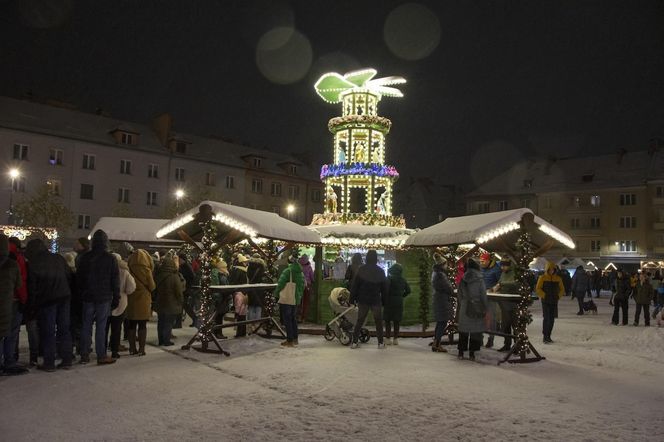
[{"left": 1, "top": 0, "right": 663, "bottom": 190}]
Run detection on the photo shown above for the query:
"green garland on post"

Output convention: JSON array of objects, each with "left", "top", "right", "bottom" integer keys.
[
  {"left": 441, "top": 246, "right": 459, "bottom": 336},
  {"left": 513, "top": 230, "right": 536, "bottom": 356},
  {"left": 198, "top": 219, "right": 217, "bottom": 342},
  {"left": 418, "top": 249, "right": 432, "bottom": 332}
]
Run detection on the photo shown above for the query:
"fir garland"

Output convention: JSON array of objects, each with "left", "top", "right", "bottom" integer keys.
[
  {"left": 441, "top": 246, "right": 459, "bottom": 336},
  {"left": 418, "top": 249, "right": 432, "bottom": 332},
  {"left": 198, "top": 219, "right": 217, "bottom": 341},
  {"left": 513, "top": 230, "right": 536, "bottom": 356}
]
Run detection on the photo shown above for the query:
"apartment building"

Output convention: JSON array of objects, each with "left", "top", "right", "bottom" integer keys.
[
  {"left": 465, "top": 148, "right": 664, "bottom": 267},
  {"left": 1, "top": 96, "right": 322, "bottom": 243}
]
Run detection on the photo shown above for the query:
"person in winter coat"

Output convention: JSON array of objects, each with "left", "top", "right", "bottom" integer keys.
[
  {"left": 431, "top": 254, "right": 453, "bottom": 353},
  {"left": 611, "top": 269, "right": 632, "bottom": 326},
  {"left": 495, "top": 260, "right": 518, "bottom": 352},
  {"left": 73, "top": 236, "right": 90, "bottom": 269},
  {"left": 2, "top": 237, "right": 28, "bottom": 374},
  {"left": 457, "top": 259, "right": 489, "bottom": 360},
  {"left": 211, "top": 258, "right": 230, "bottom": 338},
  {"left": 0, "top": 234, "right": 25, "bottom": 375},
  {"left": 9, "top": 237, "right": 39, "bottom": 366},
  {"left": 535, "top": 261, "right": 565, "bottom": 343},
  {"left": 105, "top": 253, "right": 136, "bottom": 358},
  {"left": 25, "top": 238, "right": 74, "bottom": 371},
  {"left": 154, "top": 253, "right": 185, "bottom": 346},
  {"left": 298, "top": 254, "right": 315, "bottom": 323},
  {"left": 350, "top": 250, "right": 388, "bottom": 349},
  {"left": 632, "top": 273, "right": 653, "bottom": 326},
  {"left": 126, "top": 249, "right": 155, "bottom": 355},
  {"left": 479, "top": 252, "right": 501, "bottom": 348},
  {"left": 178, "top": 253, "right": 197, "bottom": 327},
  {"left": 384, "top": 262, "right": 411, "bottom": 346},
  {"left": 229, "top": 254, "right": 249, "bottom": 337},
  {"left": 571, "top": 266, "right": 591, "bottom": 315},
  {"left": 77, "top": 230, "right": 119, "bottom": 365},
  {"left": 247, "top": 256, "right": 268, "bottom": 327},
  {"left": 274, "top": 256, "right": 305, "bottom": 347},
  {"left": 344, "top": 253, "right": 363, "bottom": 289},
  {"left": 558, "top": 267, "right": 572, "bottom": 297}
]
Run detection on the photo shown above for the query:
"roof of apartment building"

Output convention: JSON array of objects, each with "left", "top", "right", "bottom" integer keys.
[
  {"left": 0, "top": 95, "right": 319, "bottom": 181},
  {"left": 466, "top": 148, "right": 663, "bottom": 198}
]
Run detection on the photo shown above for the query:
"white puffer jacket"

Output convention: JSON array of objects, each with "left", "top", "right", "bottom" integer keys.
[{"left": 112, "top": 254, "right": 137, "bottom": 317}]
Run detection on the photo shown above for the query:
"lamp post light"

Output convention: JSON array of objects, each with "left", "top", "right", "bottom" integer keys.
[
  {"left": 174, "top": 189, "right": 185, "bottom": 215},
  {"left": 7, "top": 168, "right": 20, "bottom": 225},
  {"left": 286, "top": 203, "right": 295, "bottom": 221}
]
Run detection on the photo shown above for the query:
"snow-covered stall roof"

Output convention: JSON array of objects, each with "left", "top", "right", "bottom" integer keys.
[
  {"left": 157, "top": 201, "right": 321, "bottom": 244},
  {"left": 404, "top": 208, "right": 574, "bottom": 250},
  {"left": 308, "top": 224, "right": 414, "bottom": 248},
  {"left": 558, "top": 257, "right": 595, "bottom": 271},
  {"left": 90, "top": 217, "right": 179, "bottom": 244}
]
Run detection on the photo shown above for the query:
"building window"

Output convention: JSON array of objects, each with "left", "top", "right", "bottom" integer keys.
[
  {"left": 590, "top": 195, "right": 601, "bottom": 207},
  {"left": 120, "top": 159, "right": 132, "bottom": 175},
  {"left": 590, "top": 240, "right": 601, "bottom": 252},
  {"left": 521, "top": 199, "right": 531, "bottom": 209},
  {"left": 288, "top": 185, "right": 300, "bottom": 200},
  {"left": 523, "top": 179, "right": 532, "bottom": 189},
  {"left": 312, "top": 189, "right": 321, "bottom": 203},
  {"left": 77, "top": 214, "right": 91, "bottom": 230},
  {"left": 80, "top": 184, "right": 94, "bottom": 200},
  {"left": 146, "top": 191, "right": 158, "bottom": 206},
  {"left": 619, "top": 193, "right": 636, "bottom": 206},
  {"left": 252, "top": 158, "right": 262, "bottom": 168},
  {"left": 49, "top": 148, "right": 63, "bottom": 166},
  {"left": 46, "top": 179, "right": 61, "bottom": 196},
  {"left": 226, "top": 175, "right": 235, "bottom": 189},
  {"left": 205, "top": 172, "right": 215, "bottom": 186},
  {"left": 289, "top": 165, "right": 297, "bottom": 175},
  {"left": 619, "top": 216, "right": 637, "bottom": 228},
  {"left": 582, "top": 174, "right": 594, "bottom": 183},
  {"left": 118, "top": 188, "right": 130, "bottom": 203},
  {"left": 82, "top": 154, "right": 96, "bottom": 170},
  {"left": 590, "top": 217, "right": 600, "bottom": 229},
  {"left": 572, "top": 196, "right": 581, "bottom": 207},
  {"left": 13, "top": 143, "right": 29, "bottom": 160},
  {"left": 271, "top": 182, "right": 282, "bottom": 197},
  {"left": 120, "top": 133, "right": 134, "bottom": 145},
  {"left": 498, "top": 200, "right": 508, "bottom": 211},
  {"left": 148, "top": 163, "right": 159, "bottom": 178},
  {"left": 175, "top": 142, "right": 187, "bottom": 154},
  {"left": 12, "top": 177, "right": 26, "bottom": 193},
  {"left": 570, "top": 218, "right": 580, "bottom": 229},
  {"left": 476, "top": 201, "right": 490, "bottom": 213},
  {"left": 175, "top": 167, "right": 185, "bottom": 182},
  {"left": 657, "top": 186, "right": 664, "bottom": 198},
  {"left": 618, "top": 240, "right": 637, "bottom": 252},
  {"left": 251, "top": 178, "right": 263, "bottom": 194},
  {"left": 543, "top": 195, "right": 552, "bottom": 209},
  {"left": 272, "top": 206, "right": 281, "bottom": 215}
]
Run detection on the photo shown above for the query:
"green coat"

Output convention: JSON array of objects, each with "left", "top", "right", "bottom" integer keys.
[
  {"left": 383, "top": 264, "right": 411, "bottom": 322},
  {"left": 154, "top": 258, "right": 185, "bottom": 315},
  {"left": 0, "top": 257, "right": 21, "bottom": 337},
  {"left": 274, "top": 263, "right": 305, "bottom": 305}
]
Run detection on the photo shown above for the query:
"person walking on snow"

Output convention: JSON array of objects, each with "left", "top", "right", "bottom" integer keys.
[
  {"left": 383, "top": 262, "right": 410, "bottom": 346},
  {"left": 633, "top": 272, "right": 653, "bottom": 326},
  {"left": 350, "top": 250, "right": 388, "bottom": 349},
  {"left": 274, "top": 255, "right": 305, "bottom": 347},
  {"left": 431, "top": 254, "right": 453, "bottom": 353},
  {"left": 535, "top": 261, "right": 565, "bottom": 344},
  {"left": 457, "top": 259, "right": 489, "bottom": 361},
  {"left": 611, "top": 269, "right": 632, "bottom": 326},
  {"left": 571, "top": 266, "right": 591, "bottom": 315}
]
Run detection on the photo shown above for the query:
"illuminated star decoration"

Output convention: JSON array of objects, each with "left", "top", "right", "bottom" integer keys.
[{"left": 314, "top": 68, "right": 407, "bottom": 103}]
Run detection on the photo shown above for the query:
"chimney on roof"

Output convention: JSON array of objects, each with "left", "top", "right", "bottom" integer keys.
[
  {"left": 152, "top": 113, "right": 173, "bottom": 148},
  {"left": 617, "top": 147, "right": 627, "bottom": 164}
]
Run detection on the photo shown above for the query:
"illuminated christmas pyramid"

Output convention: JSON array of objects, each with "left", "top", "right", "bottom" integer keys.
[{"left": 312, "top": 68, "right": 406, "bottom": 228}]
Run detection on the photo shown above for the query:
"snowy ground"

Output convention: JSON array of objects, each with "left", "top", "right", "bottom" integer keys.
[{"left": 1, "top": 292, "right": 663, "bottom": 442}]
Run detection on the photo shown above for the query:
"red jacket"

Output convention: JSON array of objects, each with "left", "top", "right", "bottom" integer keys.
[{"left": 9, "top": 243, "right": 28, "bottom": 304}]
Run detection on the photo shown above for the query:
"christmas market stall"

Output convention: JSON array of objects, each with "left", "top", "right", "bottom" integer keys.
[
  {"left": 1, "top": 225, "right": 59, "bottom": 252},
  {"left": 89, "top": 217, "right": 182, "bottom": 252},
  {"left": 156, "top": 201, "right": 321, "bottom": 356},
  {"left": 405, "top": 208, "right": 575, "bottom": 364}
]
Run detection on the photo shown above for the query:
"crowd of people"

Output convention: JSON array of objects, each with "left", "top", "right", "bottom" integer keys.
[{"left": 3, "top": 230, "right": 663, "bottom": 374}]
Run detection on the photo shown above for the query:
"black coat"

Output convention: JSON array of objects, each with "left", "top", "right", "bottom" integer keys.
[
  {"left": 247, "top": 258, "right": 268, "bottom": 306},
  {"left": 25, "top": 239, "right": 71, "bottom": 309},
  {"left": 76, "top": 230, "right": 120, "bottom": 305},
  {"left": 432, "top": 264, "right": 453, "bottom": 323},
  {"left": 350, "top": 263, "right": 388, "bottom": 306}
]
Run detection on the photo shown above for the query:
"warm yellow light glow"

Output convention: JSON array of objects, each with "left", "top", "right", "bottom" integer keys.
[
  {"left": 286, "top": 204, "right": 295, "bottom": 214},
  {"left": 175, "top": 189, "right": 185, "bottom": 199},
  {"left": 9, "top": 168, "right": 20, "bottom": 179}
]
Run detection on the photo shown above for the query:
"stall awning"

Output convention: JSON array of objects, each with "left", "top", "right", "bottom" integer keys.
[
  {"left": 307, "top": 224, "right": 413, "bottom": 248},
  {"left": 90, "top": 217, "right": 178, "bottom": 244},
  {"left": 156, "top": 201, "right": 321, "bottom": 244},
  {"left": 404, "top": 208, "right": 574, "bottom": 250}
]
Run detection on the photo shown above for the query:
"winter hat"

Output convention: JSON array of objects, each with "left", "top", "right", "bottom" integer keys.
[
  {"left": 467, "top": 258, "right": 480, "bottom": 271},
  {"left": 214, "top": 259, "right": 228, "bottom": 272},
  {"left": 0, "top": 234, "right": 8, "bottom": 257},
  {"left": 298, "top": 254, "right": 310, "bottom": 265},
  {"left": 480, "top": 252, "right": 491, "bottom": 261},
  {"left": 433, "top": 253, "right": 445, "bottom": 265},
  {"left": 77, "top": 236, "right": 90, "bottom": 250},
  {"left": 236, "top": 253, "right": 249, "bottom": 264}
]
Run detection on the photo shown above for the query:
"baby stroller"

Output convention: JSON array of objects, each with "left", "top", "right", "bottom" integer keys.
[{"left": 324, "top": 287, "right": 370, "bottom": 345}]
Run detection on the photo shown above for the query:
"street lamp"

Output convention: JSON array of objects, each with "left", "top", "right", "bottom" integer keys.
[
  {"left": 7, "top": 168, "right": 20, "bottom": 225},
  {"left": 286, "top": 203, "right": 295, "bottom": 220},
  {"left": 174, "top": 189, "right": 185, "bottom": 215}
]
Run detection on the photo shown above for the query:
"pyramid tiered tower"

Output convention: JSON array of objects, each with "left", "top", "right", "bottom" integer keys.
[{"left": 312, "top": 68, "right": 406, "bottom": 228}]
